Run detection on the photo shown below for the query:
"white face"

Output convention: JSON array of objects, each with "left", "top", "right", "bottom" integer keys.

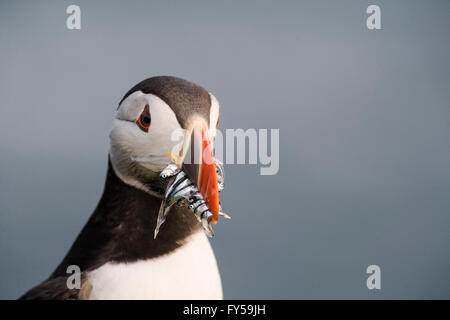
[{"left": 109, "top": 91, "right": 220, "bottom": 193}]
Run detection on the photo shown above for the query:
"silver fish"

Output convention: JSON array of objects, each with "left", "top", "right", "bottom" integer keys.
[{"left": 154, "top": 159, "right": 229, "bottom": 238}]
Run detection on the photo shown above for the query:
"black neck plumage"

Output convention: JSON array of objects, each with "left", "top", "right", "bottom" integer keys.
[{"left": 50, "top": 158, "right": 201, "bottom": 278}]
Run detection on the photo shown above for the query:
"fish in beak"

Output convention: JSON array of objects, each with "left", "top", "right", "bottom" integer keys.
[{"left": 152, "top": 117, "right": 229, "bottom": 238}]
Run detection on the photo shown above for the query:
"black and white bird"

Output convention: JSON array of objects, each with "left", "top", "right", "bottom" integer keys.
[{"left": 20, "top": 76, "right": 225, "bottom": 300}]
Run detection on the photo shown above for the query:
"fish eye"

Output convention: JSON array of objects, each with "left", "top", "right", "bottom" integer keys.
[{"left": 136, "top": 104, "right": 151, "bottom": 132}]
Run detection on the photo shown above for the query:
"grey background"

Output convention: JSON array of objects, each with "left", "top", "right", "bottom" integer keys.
[{"left": 1, "top": 0, "right": 449, "bottom": 299}]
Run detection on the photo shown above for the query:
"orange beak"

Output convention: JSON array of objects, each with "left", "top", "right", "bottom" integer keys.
[{"left": 181, "top": 119, "right": 220, "bottom": 224}]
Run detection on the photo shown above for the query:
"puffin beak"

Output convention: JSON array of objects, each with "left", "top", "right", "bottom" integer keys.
[{"left": 180, "top": 118, "right": 220, "bottom": 224}]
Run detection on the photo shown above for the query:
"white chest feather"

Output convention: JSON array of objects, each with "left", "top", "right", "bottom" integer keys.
[{"left": 84, "top": 231, "right": 223, "bottom": 300}]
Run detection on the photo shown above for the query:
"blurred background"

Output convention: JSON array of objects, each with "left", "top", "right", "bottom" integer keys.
[{"left": 1, "top": 0, "right": 449, "bottom": 299}]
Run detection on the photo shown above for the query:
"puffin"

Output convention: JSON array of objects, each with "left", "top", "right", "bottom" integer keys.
[{"left": 20, "top": 76, "right": 225, "bottom": 300}]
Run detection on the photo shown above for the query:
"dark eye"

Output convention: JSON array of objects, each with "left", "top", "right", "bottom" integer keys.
[{"left": 136, "top": 104, "right": 151, "bottom": 132}]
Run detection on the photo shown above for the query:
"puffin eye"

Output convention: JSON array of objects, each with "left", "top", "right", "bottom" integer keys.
[{"left": 136, "top": 104, "right": 151, "bottom": 132}]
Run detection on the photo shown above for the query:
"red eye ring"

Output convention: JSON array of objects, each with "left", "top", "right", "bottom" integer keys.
[{"left": 136, "top": 104, "right": 151, "bottom": 132}]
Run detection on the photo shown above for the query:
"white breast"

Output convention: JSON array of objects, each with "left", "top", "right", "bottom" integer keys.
[{"left": 85, "top": 231, "right": 223, "bottom": 300}]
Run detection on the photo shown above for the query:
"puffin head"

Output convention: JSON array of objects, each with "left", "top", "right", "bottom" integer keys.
[{"left": 109, "top": 76, "right": 221, "bottom": 221}]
